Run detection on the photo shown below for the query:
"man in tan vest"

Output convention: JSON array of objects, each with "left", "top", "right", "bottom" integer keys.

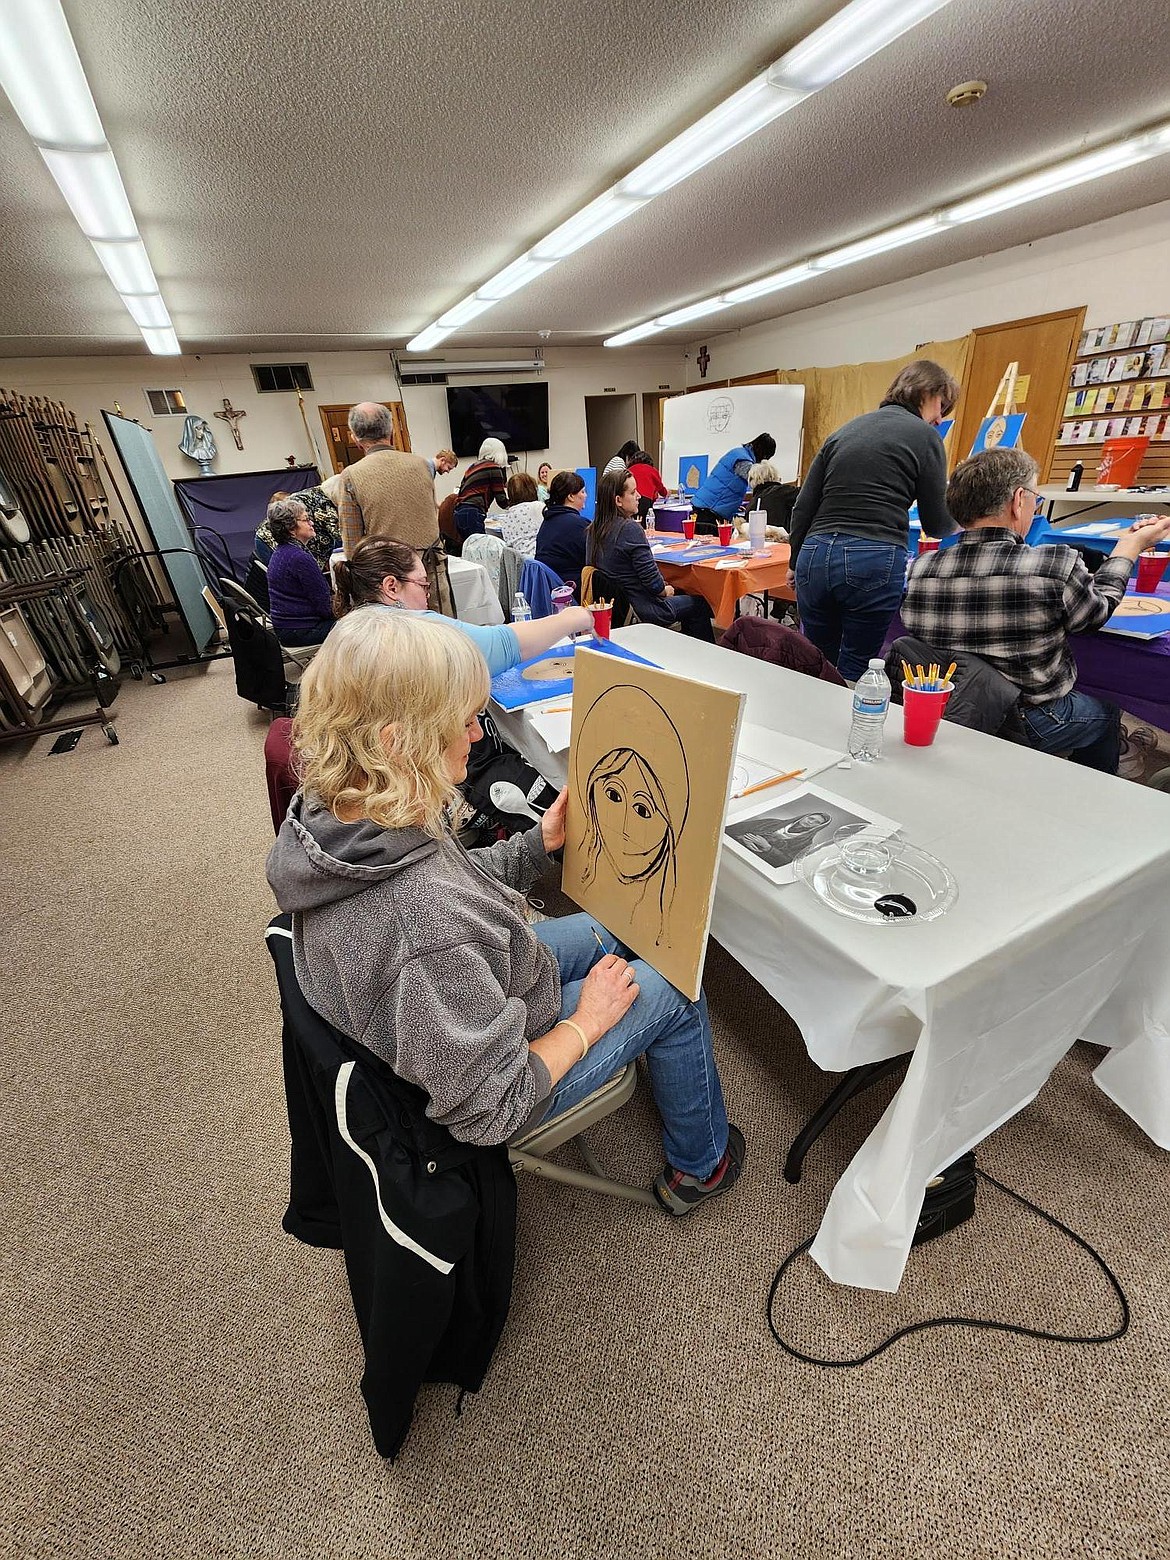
[{"left": 339, "top": 402, "right": 455, "bottom": 614}]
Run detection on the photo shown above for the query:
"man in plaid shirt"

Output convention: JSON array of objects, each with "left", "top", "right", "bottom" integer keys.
[{"left": 903, "top": 447, "right": 1170, "bottom": 773}]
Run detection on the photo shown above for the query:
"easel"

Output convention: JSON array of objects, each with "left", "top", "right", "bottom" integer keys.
[{"left": 985, "top": 361, "right": 1020, "bottom": 419}]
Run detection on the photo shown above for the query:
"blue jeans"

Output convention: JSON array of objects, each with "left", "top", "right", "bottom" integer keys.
[
  {"left": 1020, "top": 691, "right": 1121, "bottom": 774},
  {"left": 795, "top": 533, "right": 908, "bottom": 682},
  {"left": 531, "top": 914, "right": 729, "bottom": 1178}
]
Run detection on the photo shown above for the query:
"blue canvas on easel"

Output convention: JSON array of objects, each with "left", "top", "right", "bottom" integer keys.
[
  {"left": 678, "top": 455, "right": 709, "bottom": 493},
  {"left": 575, "top": 467, "right": 596, "bottom": 520},
  {"left": 489, "top": 637, "right": 659, "bottom": 710},
  {"left": 969, "top": 413, "right": 1026, "bottom": 457}
]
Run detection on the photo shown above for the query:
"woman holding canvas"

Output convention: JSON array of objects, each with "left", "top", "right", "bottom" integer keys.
[{"left": 266, "top": 608, "right": 745, "bottom": 1215}]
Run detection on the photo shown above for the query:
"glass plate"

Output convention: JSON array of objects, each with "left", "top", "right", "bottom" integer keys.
[{"left": 794, "top": 839, "right": 958, "bottom": 925}]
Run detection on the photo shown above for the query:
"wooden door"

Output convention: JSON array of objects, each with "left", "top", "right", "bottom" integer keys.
[
  {"left": 641, "top": 391, "right": 683, "bottom": 464},
  {"left": 952, "top": 308, "right": 1085, "bottom": 481},
  {"left": 318, "top": 402, "right": 412, "bottom": 472}
]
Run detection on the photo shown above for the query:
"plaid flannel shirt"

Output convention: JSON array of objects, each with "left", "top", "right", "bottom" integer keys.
[{"left": 901, "top": 528, "right": 1133, "bottom": 704}]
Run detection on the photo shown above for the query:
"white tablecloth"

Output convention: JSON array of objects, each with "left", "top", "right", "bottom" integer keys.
[
  {"left": 495, "top": 625, "right": 1170, "bottom": 1292},
  {"left": 448, "top": 554, "right": 504, "bottom": 625}
]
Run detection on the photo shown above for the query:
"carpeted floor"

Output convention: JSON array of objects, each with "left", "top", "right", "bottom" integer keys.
[{"left": 2, "top": 662, "right": 1167, "bottom": 1559}]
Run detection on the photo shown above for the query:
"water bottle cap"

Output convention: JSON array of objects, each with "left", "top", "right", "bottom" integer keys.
[{"left": 868, "top": 659, "right": 885, "bottom": 669}]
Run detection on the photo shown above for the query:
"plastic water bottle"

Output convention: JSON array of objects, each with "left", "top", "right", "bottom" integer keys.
[
  {"left": 848, "top": 659, "right": 891, "bottom": 762},
  {"left": 512, "top": 592, "right": 532, "bottom": 623}
]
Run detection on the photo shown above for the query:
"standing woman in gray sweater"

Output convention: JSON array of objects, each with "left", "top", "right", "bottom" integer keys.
[
  {"left": 787, "top": 359, "right": 959, "bottom": 681},
  {"left": 266, "top": 607, "right": 744, "bottom": 1215}
]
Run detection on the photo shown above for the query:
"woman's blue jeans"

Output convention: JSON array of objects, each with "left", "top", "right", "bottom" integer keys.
[
  {"left": 795, "top": 533, "right": 908, "bottom": 682},
  {"left": 531, "top": 914, "right": 729, "bottom": 1178}
]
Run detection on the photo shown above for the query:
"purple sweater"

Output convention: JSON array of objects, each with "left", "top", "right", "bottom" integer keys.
[{"left": 267, "top": 544, "right": 335, "bottom": 645}]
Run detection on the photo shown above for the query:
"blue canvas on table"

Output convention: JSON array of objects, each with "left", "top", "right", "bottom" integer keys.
[
  {"left": 489, "top": 637, "right": 659, "bottom": 710},
  {"left": 968, "top": 413, "right": 1027, "bottom": 457},
  {"left": 678, "top": 455, "right": 709, "bottom": 493},
  {"left": 1100, "top": 590, "right": 1170, "bottom": 640}
]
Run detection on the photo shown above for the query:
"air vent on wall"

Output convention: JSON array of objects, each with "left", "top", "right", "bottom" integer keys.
[
  {"left": 398, "top": 370, "right": 449, "bottom": 386},
  {"left": 250, "top": 363, "right": 313, "bottom": 393}
]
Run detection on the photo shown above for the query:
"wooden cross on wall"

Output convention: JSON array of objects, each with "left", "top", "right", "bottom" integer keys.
[
  {"left": 697, "top": 344, "right": 711, "bottom": 380},
  {"left": 214, "top": 397, "right": 247, "bottom": 450}
]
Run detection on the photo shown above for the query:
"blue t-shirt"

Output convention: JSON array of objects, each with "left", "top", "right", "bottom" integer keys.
[{"left": 402, "top": 609, "right": 521, "bottom": 676}]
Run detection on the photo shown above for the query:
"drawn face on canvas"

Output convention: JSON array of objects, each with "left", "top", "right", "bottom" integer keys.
[
  {"left": 593, "top": 753, "right": 671, "bottom": 881},
  {"left": 706, "top": 397, "right": 733, "bottom": 434}
]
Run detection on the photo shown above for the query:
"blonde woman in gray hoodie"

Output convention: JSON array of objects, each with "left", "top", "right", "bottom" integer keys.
[{"left": 266, "top": 607, "right": 744, "bottom": 1215}]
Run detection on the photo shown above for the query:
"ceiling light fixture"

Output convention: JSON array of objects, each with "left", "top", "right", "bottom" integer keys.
[
  {"left": 0, "top": 0, "right": 177, "bottom": 355},
  {"left": 406, "top": 0, "right": 957, "bottom": 348},
  {"left": 476, "top": 254, "right": 557, "bottom": 300},
  {"left": 605, "top": 117, "right": 1170, "bottom": 346},
  {"left": 90, "top": 238, "right": 160, "bottom": 296}
]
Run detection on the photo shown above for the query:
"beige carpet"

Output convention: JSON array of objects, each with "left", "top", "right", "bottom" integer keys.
[{"left": 2, "top": 663, "right": 1167, "bottom": 1560}]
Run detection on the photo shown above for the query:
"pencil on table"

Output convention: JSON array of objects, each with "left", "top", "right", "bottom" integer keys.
[{"left": 734, "top": 766, "right": 806, "bottom": 799}]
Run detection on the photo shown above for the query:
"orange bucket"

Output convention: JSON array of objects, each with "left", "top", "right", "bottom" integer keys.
[{"left": 1097, "top": 437, "right": 1149, "bottom": 488}]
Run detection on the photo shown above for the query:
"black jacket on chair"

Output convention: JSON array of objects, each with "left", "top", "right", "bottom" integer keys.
[
  {"left": 887, "top": 634, "right": 1025, "bottom": 740},
  {"left": 266, "top": 915, "right": 516, "bottom": 1460}
]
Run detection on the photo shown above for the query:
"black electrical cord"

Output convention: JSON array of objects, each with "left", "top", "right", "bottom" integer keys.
[{"left": 766, "top": 1169, "right": 1130, "bottom": 1367}]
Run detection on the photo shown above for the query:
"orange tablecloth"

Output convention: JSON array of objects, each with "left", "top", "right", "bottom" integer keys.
[{"left": 650, "top": 536, "right": 794, "bottom": 631}]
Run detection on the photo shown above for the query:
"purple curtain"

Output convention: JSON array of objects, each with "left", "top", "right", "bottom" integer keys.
[{"left": 175, "top": 467, "right": 321, "bottom": 579}]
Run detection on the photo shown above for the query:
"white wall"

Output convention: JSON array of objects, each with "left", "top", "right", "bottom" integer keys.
[
  {"left": 0, "top": 343, "right": 685, "bottom": 502},
  {"left": 688, "top": 199, "right": 1170, "bottom": 382}
]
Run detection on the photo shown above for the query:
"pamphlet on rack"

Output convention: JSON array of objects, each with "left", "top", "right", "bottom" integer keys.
[{"left": 722, "top": 783, "right": 898, "bottom": 886}]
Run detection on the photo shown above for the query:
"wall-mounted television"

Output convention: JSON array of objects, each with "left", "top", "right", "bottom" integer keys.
[{"left": 446, "top": 383, "right": 550, "bottom": 456}]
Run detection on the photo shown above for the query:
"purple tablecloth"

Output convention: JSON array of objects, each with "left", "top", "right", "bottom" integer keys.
[{"left": 887, "top": 588, "right": 1170, "bottom": 733}]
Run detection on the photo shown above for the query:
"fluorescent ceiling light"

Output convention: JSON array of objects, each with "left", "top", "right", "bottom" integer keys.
[
  {"left": 411, "top": 0, "right": 958, "bottom": 344},
  {"left": 772, "top": 0, "right": 955, "bottom": 92},
  {"left": 621, "top": 76, "right": 809, "bottom": 198},
  {"left": 121, "top": 293, "right": 172, "bottom": 330},
  {"left": 603, "top": 322, "right": 668, "bottom": 348},
  {"left": 406, "top": 323, "right": 453, "bottom": 352},
  {"left": 436, "top": 296, "right": 495, "bottom": 329},
  {"left": 533, "top": 192, "right": 648, "bottom": 261},
  {"left": 814, "top": 217, "right": 944, "bottom": 270},
  {"left": 655, "top": 298, "right": 732, "bottom": 328},
  {"left": 140, "top": 326, "right": 181, "bottom": 356},
  {"left": 39, "top": 147, "right": 136, "bottom": 240},
  {"left": 477, "top": 254, "right": 556, "bottom": 300},
  {"left": 0, "top": 0, "right": 104, "bottom": 145},
  {"left": 607, "top": 117, "right": 1170, "bottom": 345},
  {"left": 90, "top": 238, "right": 159, "bottom": 295},
  {"left": 945, "top": 132, "right": 1167, "bottom": 223},
  {"left": 724, "top": 265, "right": 816, "bottom": 304}
]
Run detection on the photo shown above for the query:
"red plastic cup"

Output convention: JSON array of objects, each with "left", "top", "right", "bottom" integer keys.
[
  {"left": 717, "top": 522, "right": 733, "bottom": 547},
  {"left": 917, "top": 536, "right": 940, "bottom": 555},
  {"left": 589, "top": 603, "right": 612, "bottom": 640},
  {"left": 1135, "top": 553, "right": 1169, "bottom": 593},
  {"left": 682, "top": 516, "right": 696, "bottom": 541},
  {"left": 903, "top": 684, "right": 952, "bottom": 746}
]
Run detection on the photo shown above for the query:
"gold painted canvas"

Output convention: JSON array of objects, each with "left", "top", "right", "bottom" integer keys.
[{"left": 562, "top": 648, "right": 743, "bottom": 1000}]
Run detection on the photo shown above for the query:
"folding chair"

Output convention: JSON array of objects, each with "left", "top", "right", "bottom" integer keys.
[{"left": 509, "top": 1064, "right": 657, "bottom": 1206}]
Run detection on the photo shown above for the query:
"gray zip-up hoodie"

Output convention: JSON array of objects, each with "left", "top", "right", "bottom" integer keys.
[{"left": 266, "top": 793, "right": 559, "bottom": 1144}]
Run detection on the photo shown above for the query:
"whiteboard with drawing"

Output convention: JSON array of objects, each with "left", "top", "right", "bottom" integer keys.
[{"left": 662, "top": 385, "right": 805, "bottom": 488}]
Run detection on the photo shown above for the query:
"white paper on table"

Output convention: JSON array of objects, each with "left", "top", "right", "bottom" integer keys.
[
  {"left": 726, "top": 722, "right": 844, "bottom": 812},
  {"left": 528, "top": 705, "right": 574, "bottom": 752},
  {"left": 722, "top": 782, "right": 900, "bottom": 886}
]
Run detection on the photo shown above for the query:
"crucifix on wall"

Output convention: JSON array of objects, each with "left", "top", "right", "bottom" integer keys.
[
  {"left": 697, "top": 344, "right": 711, "bottom": 380},
  {"left": 214, "top": 397, "right": 247, "bottom": 450}
]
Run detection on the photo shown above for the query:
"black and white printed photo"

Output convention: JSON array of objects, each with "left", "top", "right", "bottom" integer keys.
[{"left": 723, "top": 784, "right": 896, "bottom": 885}]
